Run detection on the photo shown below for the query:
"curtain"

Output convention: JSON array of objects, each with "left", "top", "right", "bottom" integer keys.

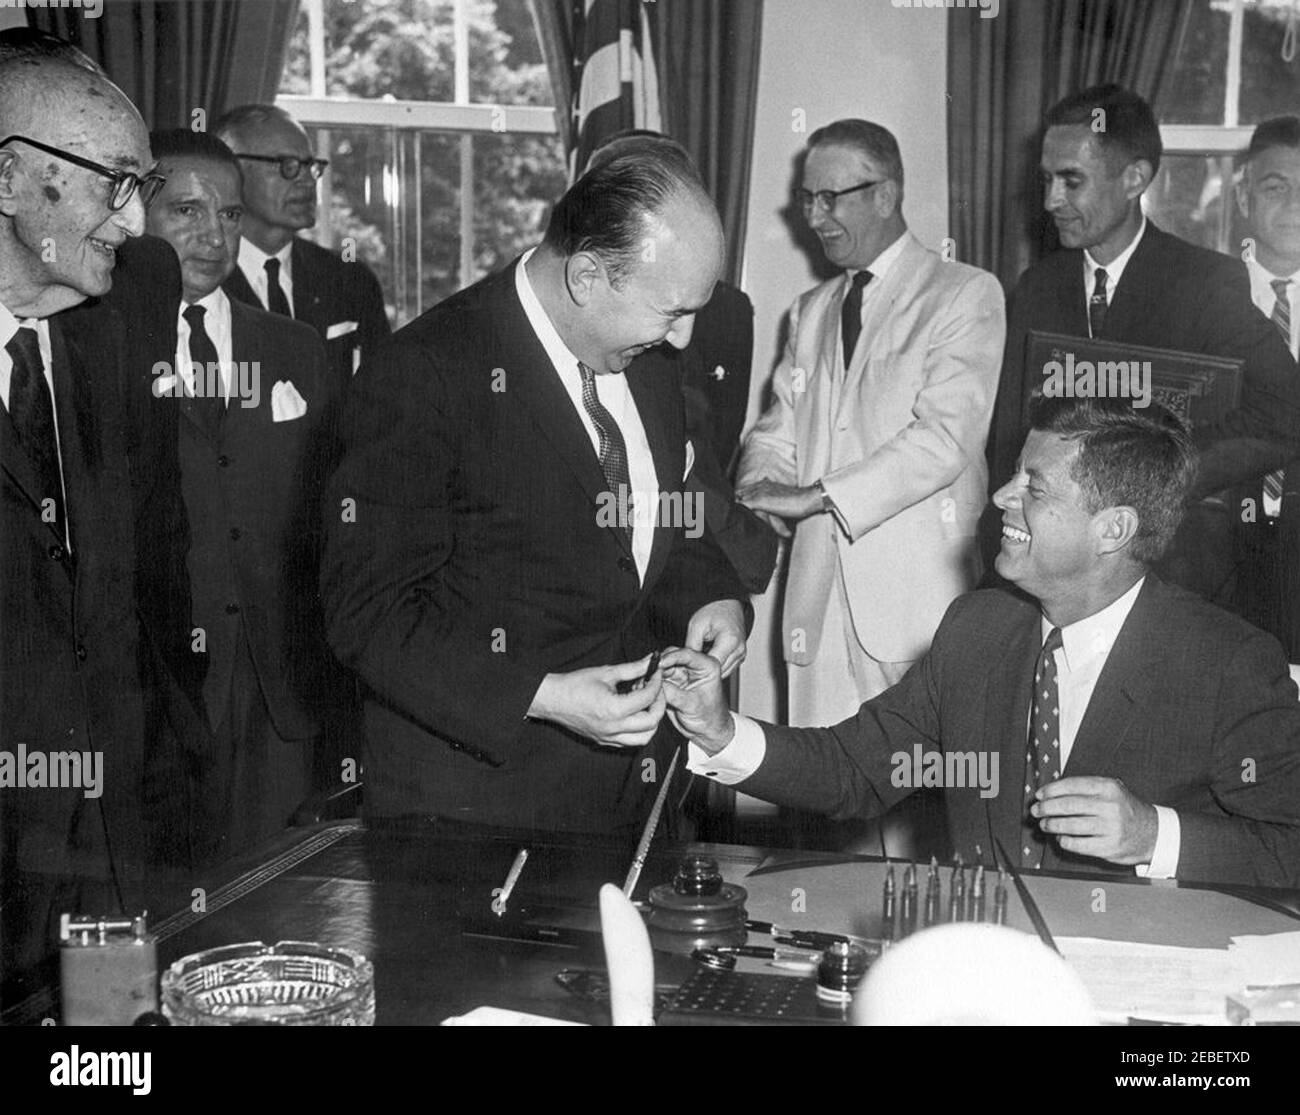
[
  {"left": 32, "top": 0, "right": 301, "bottom": 131},
  {"left": 948, "top": 0, "right": 1195, "bottom": 288},
  {"left": 654, "top": 0, "right": 764, "bottom": 288},
  {"left": 527, "top": 0, "right": 575, "bottom": 157}
]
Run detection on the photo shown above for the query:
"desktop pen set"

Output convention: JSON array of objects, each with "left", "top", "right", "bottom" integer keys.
[{"left": 881, "top": 856, "right": 1008, "bottom": 944}]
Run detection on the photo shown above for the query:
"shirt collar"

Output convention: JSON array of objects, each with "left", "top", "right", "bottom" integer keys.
[
  {"left": 514, "top": 246, "right": 589, "bottom": 379},
  {"left": 0, "top": 301, "right": 49, "bottom": 351},
  {"left": 238, "top": 236, "right": 293, "bottom": 281},
  {"left": 847, "top": 229, "right": 909, "bottom": 285},
  {"left": 1084, "top": 215, "right": 1146, "bottom": 294},
  {"left": 1042, "top": 576, "right": 1146, "bottom": 672},
  {"left": 1245, "top": 253, "right": 1300, "bottom": 289},
  {"left": 178, "top": 285, "right": 231, "bottom": 329}
]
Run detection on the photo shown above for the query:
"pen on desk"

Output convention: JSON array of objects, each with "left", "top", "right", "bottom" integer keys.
[
  {"left": 993, "top": 867, "right": 1008, "bottom": 925},
  {"left": 621, "top": 745, "right": 680, "bottom": 897},
  {"left": 616, "top": 648, "right": 663, "bottom": 694},
  {"left": 971, "top": 864, "right": 985, "bottom": 923},
  {"left": 924, "top": 855, "right": 941, "bottom": 927},
  {"left": 949, "top": 854, "right": 965, "bottom": 923},
  {"left": 880, "top": 865, "right": 896, "bottom": 944},
  {"left": 746, "top": 920, "right": 852, "bottom": 950},
  {"left": 492, "top": 848, "right": 529, "bottom": 916},
  {"left": 900, "top": 862, "right": 917, "bottom": 938}
]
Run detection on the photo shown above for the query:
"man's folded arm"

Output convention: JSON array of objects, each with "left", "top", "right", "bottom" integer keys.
[
  {"left": 1175, "top": 629, "right": 1300, "bottom": 889},
  {"left": 320, "top": 344, "right": 547, "bottom": 758}
]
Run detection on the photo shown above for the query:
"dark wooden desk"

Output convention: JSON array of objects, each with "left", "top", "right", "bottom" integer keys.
[{"left": 7, "top": 819, "right": 1298, "bottom": 1025}]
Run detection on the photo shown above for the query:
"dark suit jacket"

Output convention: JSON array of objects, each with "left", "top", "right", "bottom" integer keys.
[
  {"left": 685, "top": 281, "right": 755, "bottom": 471},
  {"left": 223, "top": 237, "right": 390, "bottom": 394},
  {"left": 179, "top": 299, "right": 336, "bottom": 741},
  {"left": 1, "top": 313, "right": 149, "bottom": 985},
  {"left": 742, "top": 577, "right": 1300, "bottom": 889},
  {"left": 990, "top": 222, "right": 1300, "bottom": 494},
  {"left": 321, "top": 258, "right": 749, "bottom": 834}
]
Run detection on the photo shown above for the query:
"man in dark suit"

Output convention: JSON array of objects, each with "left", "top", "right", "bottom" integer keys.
[
  {"left": 322, "top": 153, "right": 750, "bottom": 834},
  {"left": 146, "top": 129, "right": 337, "bottom": 863},
  {"left": 987, "top": 86, "right": 1300, "bottom": 597},
  {"left": 586, "top": 132, "right": 777, "bottom": 594},
  {"left": 664, "top": 396, "right": 1300, "bottom": 890},
  {"left": 214, "top": 104, "right": 389, "bottom": 392},
  {"left": 0, "top": 56, "right": 165, "bottom": 997},
  {"left": 1230, "top": 116, "right": 1300, "bottom": 659}
]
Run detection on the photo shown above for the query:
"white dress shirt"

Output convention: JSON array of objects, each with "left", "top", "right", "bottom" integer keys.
[
  {"left": 514, "top": 248, "right": 658, "bottom": 583},
  {"left": 690, "top": 576, "right": 1183, "bottom": 878},
  {"left": 1083, "top": 215, "right": 1147, "bottom": 335},
  {"left": 1244, "top": 255, "right": 1299, "bottom": 360},
  {"left": 176, "top": 287, "right": 235, "bottom": 404},
  {"left": 0, "top": 304, "right": 69, "bottom": 549},
  {"left": 237, "top": 237, "right": 295, "bottom": 317}
]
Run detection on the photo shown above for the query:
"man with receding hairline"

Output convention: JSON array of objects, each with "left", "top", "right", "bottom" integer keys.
[
  {"left": 322, "top": 153, "right": 749, "bottom": 833},
  {"left": 0, "top": 55, "right": 163, "bottom": 997},
  {"left": 215, "top": 104, "right": 389, "bottom": 392}
]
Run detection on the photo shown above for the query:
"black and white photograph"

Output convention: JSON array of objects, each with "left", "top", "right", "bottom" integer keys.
[{"left": 0, "top": 0, "right": 1298, "bottom": 1090}]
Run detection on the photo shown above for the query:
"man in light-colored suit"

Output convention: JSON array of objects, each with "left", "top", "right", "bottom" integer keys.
[{"left": 738, "top": 119, "right": 1005, "bottom": 738}]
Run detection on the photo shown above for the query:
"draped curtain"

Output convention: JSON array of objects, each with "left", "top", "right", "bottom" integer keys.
[
  {"left": 948, "top": 0, "right": 1195, "bottom": 288},
  {"left": 32, "top": 0, "right": 301, "bottom": 131},
  {"left": 529, "top": 0, "right": 764, "bottom": 287}
]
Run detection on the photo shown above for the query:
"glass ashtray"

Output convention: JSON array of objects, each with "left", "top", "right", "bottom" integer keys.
[{"left": 161, "top": 941, "right": 374, "bottom": 1026}]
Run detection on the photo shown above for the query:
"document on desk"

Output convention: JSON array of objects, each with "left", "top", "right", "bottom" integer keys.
[
  {"left": 1229, "top": 931, "right": 1300, "bottom": 986},
  {"left": 1058, "top": 936, "right": 1238, "bottom": 1025}
]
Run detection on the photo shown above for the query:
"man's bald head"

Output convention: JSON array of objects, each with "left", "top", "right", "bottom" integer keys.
[{"left": 0, "top": 57, "right": 153, "bottom": 317}]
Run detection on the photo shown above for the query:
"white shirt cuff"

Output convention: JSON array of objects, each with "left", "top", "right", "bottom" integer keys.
[
  {"left": 1135, "top": 805, "right": 1180, "bottom": 879},
  {"left": 685, "top": 713, "right": 766, "bottom": 783}
]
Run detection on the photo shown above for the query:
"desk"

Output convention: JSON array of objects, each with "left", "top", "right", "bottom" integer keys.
[{"left": 6, "top": 819, "right": 1298, "bottom": 1025}]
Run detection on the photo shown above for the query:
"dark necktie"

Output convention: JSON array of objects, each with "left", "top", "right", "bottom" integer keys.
[
  {"left": 6, "top": 324, "right": 65, "bottom": 537},
  {"left": 579, "top": 362, "right": 633, "bottom": 551},
  {"left": 1088, "top": 267, "right": 1108, "bottom": 339},
  {"left": 1023, "top": 626, "right": 1064, "bottom": 869},
  {"left": 183, "top": 304, "right": 225, "bottom": 434},
  {"left": 1264, "top": 279, "right": 1293, "bottom": 510},
  {"left": 264, "top": 257, "right": 292, "bottom": 317},
  {"left": 841, "top": 270, "right": 872, "bottom": 366}
]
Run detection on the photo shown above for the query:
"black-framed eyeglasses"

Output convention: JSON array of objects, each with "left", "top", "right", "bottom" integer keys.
[
  {"left": 795, "top": 179, "right": 885, "bottom": 215},
  {"left": 234, "top": 153, "right": 329, "bottom": 181},
  {"left": 0, "top": 135, "right": 165, "bottom": 211}
]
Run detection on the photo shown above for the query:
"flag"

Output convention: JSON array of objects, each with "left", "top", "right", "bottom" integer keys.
[{"left": 568, "top": 0, "right": 662, "bottom": 180}]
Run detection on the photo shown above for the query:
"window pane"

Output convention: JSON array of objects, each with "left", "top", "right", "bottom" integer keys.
[
  {"left": 1157, "top": 0, "right": 1230, "bottom": 125},
  {"left": 470, "top": 0, "right": 555, "bottom": 106},
  {"left": 1144, "top": 154, "right": 1238, "bottom": 255},
  {"left": 1239, "top": 1, "right": 1300, "bottom": 124},
  {"left": 471, "top": 131, "right": 567, "bottom": 277}
]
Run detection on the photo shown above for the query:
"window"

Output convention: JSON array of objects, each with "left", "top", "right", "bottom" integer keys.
[
  {"left": 277, "top": 0, "right": 567, "bottom": 327},
  {"left": 1148, "top": 0, "right": 1300, "bottom": 255}
]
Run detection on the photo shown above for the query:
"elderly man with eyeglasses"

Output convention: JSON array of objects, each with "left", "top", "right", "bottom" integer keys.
[
  {"left": 734, "top": 118, "right": 1005, "bottom": 854},
  {"left": 214, "top": 104, "right": 390, "bottom": 393},
  {"left": 0, "top": 54, "right": 168, "bottom": 1002}
]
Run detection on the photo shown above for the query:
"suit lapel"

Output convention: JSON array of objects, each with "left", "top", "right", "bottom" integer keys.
[
  {"left": 291, "top": 239, "right": 327, "bottom": 333},
  {"left": 1101, "top": 225, "right": 1166, "bottom": 340},
  {"left": 983, "top": 602, "right": 1040, "bottom": 849},
  {"left": 492, "top": 263, "right": 630, "bottom": 554},
  {"left": 1063, "top": 579, "right": 1161, "bottom": 776},
  {"left": 223, "top": 263, "right": 261, "bottom": 313}
]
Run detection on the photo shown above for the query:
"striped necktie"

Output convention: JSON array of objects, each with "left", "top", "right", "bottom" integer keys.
[
  {"left": 579, "top": 362, "right": 633, "bottom": 551},
  {"left": 1088, "top": 268, "right": 1108, "bottom": 339},
  {"left": 1263, "top": 279, "right": 1292, "bottom": 510}
]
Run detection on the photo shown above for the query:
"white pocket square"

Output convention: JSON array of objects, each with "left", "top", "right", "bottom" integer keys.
[
  {"left": 683, "top": 439, "right": 695, "bottom": 481},
  {"left": 326, "top": 320, "right": 359, "bottom": 340},
  {"left": 271, "top": 380, "right": 308, "bottom": 422}
]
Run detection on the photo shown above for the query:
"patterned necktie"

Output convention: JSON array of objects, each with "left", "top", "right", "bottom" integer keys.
[
  {"left": 264, "top": 257, "right": 292, "bottom": 317},
  {"left": 841, "top": 270, "right": 872, "bottom": 366},
  {"left": 183, "top": 304, "right": 225, "bottom": 434},
  {"left": 578, "top": 362, "right": 633, "bottom": 551},
  {"left": 6, "top": 324, "right": 65, "bottom": 538},
  {"left": 1023, "top": 626, "right": 1064, "bottom": 868},
  {"left": 1089, "top": 268, "right": 1109, "bottom": 339},
  {"left": 1263, "top": 279, "right": 1292, "bottom": 509}
]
